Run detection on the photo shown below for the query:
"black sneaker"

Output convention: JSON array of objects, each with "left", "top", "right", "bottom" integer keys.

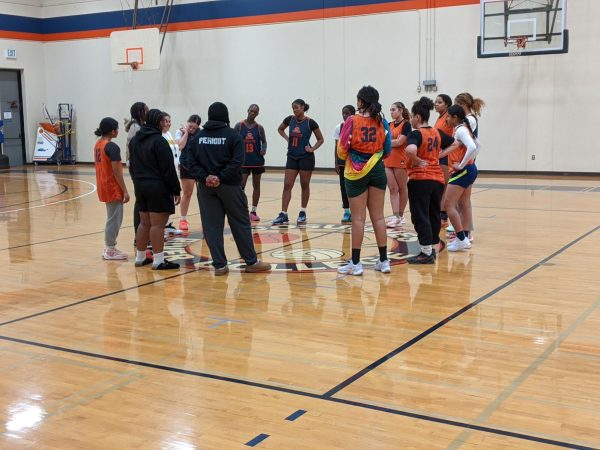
[
  {"left": 407, "top": 252, "right": 435, "bottom": 264},
  {"left": 152, "top": 259, "right": 180, "bottom": 270},
  {"left": 134, "top": 257, "right": 153, "bottom": 267}
]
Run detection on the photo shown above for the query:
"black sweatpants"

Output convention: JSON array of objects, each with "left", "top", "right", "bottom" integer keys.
[
  {"left": 408, "top": 179, "right": 444, "bottom": 247},
  {"left": 197, "top": 183, "right": 258, "bottom": 268},
  {"left": 338, "top": 166, "right": 349, "bottom": 209}
]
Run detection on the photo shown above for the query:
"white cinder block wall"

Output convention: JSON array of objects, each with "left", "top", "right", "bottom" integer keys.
[{"left": 1, "top": 0, "right": 599, "bottom": 172}]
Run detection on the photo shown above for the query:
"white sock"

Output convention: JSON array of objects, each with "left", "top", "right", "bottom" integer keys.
[
  {"left": 252, "top": 206, "right": 257, "bottom": 212},
  {"left": 300, "top": 207, "right": 306, "bottom": 213},
  {"left": 181, "top": 215, "right": 188, "bottom": 221},
  {"left": 421, "top": 245, "right": 433, "bottom": 256},
  {"left": 136, "top": 250, "right": 146, "bottom": 262},
  {"left": 152, "top": 252, "right": 165, "bottom": 266},
  {"left": 281, "top": 210, "right": 287, "bottom": 214}
]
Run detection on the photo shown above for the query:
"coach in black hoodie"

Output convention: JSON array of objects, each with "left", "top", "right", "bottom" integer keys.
[
  {"left": 186, "top": 102, "right": 270, "bottom": 275},
  {"left": 129, "top": 109, "right": 181, "bottom": 270}
]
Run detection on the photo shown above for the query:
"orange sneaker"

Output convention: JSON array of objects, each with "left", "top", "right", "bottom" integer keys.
[{"left": 178, "top": 219, "right": 189, "bottom": 231}]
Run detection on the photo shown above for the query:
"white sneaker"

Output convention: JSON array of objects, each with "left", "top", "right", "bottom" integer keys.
[
  {"left": 399, "top": 216, "right": 406, "bottom": 226},
  {"left": 447, "top": 237, "right": 472, "bottom": 252},
  {"left": 468, "top": 232, "right": 474, "bottom": 242},
  {"left": 374, "top": 259, "right": 391, "bottom": 273},
  {"left": 386, "top": 217, "right": 399, "bottom": 228},
  {"left": 103, "top": 248, "right": 128, "bottom": 260},
  {"left": 164, "top": 223, "right": 183, "bottom": 235},
  {"left": 338, "top": 261, "right": 363, "bottom": 276}
]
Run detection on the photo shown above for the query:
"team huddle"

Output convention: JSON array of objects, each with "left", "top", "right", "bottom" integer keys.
[{"left": 93, "top": 85, "right": 483, "bottom": 274}]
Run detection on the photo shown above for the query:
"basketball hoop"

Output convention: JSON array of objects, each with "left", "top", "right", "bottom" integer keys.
[
  {"left": 117, "top": 61, "right": 139, "bottom": 70},
  {"left": 504, "top": 35, "right": 528, "bottom": 56}
]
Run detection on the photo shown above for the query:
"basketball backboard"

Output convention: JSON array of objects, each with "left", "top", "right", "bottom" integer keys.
[
  {"left": 478, "top": 0, "right": 568, "bottom": 58},
  {"left": 110, "top": 28, "right": 160, "bottom": 71}
]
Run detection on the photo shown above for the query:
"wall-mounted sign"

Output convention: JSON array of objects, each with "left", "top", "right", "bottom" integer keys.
[{"left": 4, "top": 49, "right": 17, "bottom": 59}]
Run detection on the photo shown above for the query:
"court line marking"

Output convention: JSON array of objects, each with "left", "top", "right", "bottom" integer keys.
[
  {"left": 0, "top": 229, "right": 340, "bottom": 327},
  {"left": 0, "top": 334, "right": 593, "bottom": 450},
  {"left": 0, "top": 268, "right": 203, "bottom": 327},
  {"left": 445, "top": 297, "right": 600, "bottom": 449},
  {"left": 0, "top": 176, "right": 96, "bottom": 214},
  {"left": 0, "top": 227, "right": 598, "bottom": 448},
  {"left": 322, "top": 224, "right": 600, "bottom": 398},
  {"left": 245, "top": 433, "right": 270, "bottom": 447},
  {"left": 0, "top": 211, "right": 202, "bottom": 252},
  {"left": 0, "top": 183, "right": 68, "bottom": 208}
]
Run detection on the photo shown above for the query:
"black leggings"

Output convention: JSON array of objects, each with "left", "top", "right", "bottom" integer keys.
[
  {"left": 338, "top": 166, "right": 349, "bottom": 209},
  {"left": 408, "top": 179, "right": 444, "bottom": 246}
]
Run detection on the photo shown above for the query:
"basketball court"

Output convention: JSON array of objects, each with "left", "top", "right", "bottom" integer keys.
[
  {"left": 1, "top": 0, "right": 599, "bottom": 448},
  {"left": 1, "top": 166, "right": 599, "bottom": 449}
]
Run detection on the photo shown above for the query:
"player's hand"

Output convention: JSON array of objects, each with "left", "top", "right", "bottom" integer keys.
[
  {"left": 452, "top": 162, "right": 461, "bottom": 171},
  {"left": 173, "top": 195, "right": 181, "bottom": 206},
  {"left": 415, "top": 158, "right": 428, "bottom": 167},
  {"left": 305, "top": 145, "right": 314, "bottom": 153},
  {"left": 260, "top": 150, "right": 266, "bottom": 156},
  {"left": 122, "top": 192, "right": 130, "bottom": 204},
  {"left": 335, "top": 165, "right": 340, "bottom": 174}
]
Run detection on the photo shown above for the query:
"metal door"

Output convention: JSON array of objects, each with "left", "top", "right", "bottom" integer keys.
[{"left": 0, "top": 70, "right": 26, "bottom": 166}]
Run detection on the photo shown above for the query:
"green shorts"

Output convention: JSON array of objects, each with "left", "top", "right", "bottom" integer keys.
[{"left": 344, "top": 159, "right": 387, "bottom": 198}]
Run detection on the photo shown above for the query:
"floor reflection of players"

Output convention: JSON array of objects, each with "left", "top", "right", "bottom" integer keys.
[
  {"left": 372, "top": 260, "right": 411, "bottom": 329},
  {"left": 180, "top": 273, "right": 258, "bottom": 379},
  {"left": 413, "top": 254, "right": 476, "bottom": 375},
  {"left": 1, "top": 175, "right": 33, "bottom": 262},
  {"left": 132, "top": 278, "right": 184, "bottom": 362},
  {"left": 282, "top": 229, "right": 326, "bottom": 319},
  {"left": 102, "top": 265, "right": 134, "bottom": 357}
]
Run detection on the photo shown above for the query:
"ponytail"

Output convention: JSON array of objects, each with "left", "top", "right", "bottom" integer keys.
[
  {"left": 357, "top": 85, "right": 383, "bottom": 122},
  {"left": 454, "top": 93, "right": 485, "bottom": 117}
]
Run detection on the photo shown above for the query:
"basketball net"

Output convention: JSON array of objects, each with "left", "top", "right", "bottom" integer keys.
[
  {"left": 116, "top": 61, "right": 139, "bottom": 83},
  {"left": 504, "top": 36, "right": 528, "bottom": 57}
]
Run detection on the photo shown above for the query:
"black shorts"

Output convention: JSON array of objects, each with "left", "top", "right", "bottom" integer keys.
[
  {"left": 286, "top": 154, "right": 315, "bottom": 171},
  {"left": 179, "top": 165, "right": 194, "bottom": 180},
  {"left": 134, "top": 181, "right": 175, "bottom": 214},
  {"left": 241, "top": 166, "right": 266, "bottom": 175}
]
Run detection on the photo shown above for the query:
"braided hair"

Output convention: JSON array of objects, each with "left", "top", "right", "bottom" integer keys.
[
  {"left": 146, "top": 108, "right": 167, "bottom": 130},
  {"left": 125, "top": 101, "right": 148, "bottom": 132},
  {"left": 357, "top": 85, "right": 383, "bottom": 122}
]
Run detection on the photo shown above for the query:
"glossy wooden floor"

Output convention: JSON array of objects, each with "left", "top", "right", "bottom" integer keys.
[{"left": 1, "top": 166, "right": 599, "bottom": 449}]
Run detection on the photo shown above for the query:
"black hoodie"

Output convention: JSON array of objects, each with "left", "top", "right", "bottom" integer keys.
[
  {"left": 129, "top": 124, "right": 181, "bottom": 195},
  {"left": 186, "top": 120, "right": 244, "bottom": 185}
]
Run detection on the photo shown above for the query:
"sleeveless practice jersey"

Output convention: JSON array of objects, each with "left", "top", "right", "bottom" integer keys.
[
  {"left": 94, "top": 139, "right": 124, "bottom": 202},
  {"left": 384, "top": 119, "right": 410, "bottom": 169},
  {"left": 239, "top": 121, "right": 264, "bottom": 167},
  {"left": 288, "top": 116, "right": 313, "bottom": 159},
  {"left": 407, "top": 127, "right": 445, "bottom": 184},
  {"left": 341, "top": 115, "right": 389, "bottom": 180},
  {"left": 449, "top": 124, "right": 476, "bottom": 173},
  {"left": 435, "top": 112, "right": 454, "bottom": 137}
]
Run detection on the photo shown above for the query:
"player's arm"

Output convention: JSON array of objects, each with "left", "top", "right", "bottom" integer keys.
[
  {"left": 406, "top": 131, "right": 425, "bottom": 166},
  {"left": 307, "top": 126, "right": 324, "bottom": 152},
  {"left": 278, "top": 117, "right": 290, "bottom": 141},
  {"left": 259, "top": 124, "right": 267, "bottom": 155}
]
